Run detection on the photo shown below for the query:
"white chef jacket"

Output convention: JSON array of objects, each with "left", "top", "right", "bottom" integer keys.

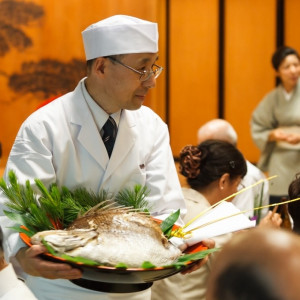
[{"left": 0, "top": 78, "right": 185, "bottom": 299}]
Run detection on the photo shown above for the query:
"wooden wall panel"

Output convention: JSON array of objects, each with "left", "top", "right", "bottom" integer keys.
[
  {"left": 285, "top": 0, "right": 300, "bottom": 51},
  {"left": 169, "top": 0, "right": 219, "bottom": 157},
  {"left": 224, "top": 0, "right": 276, "bottom": 163},
  {"left": 2, "top": 0, "right": 297, "bottom": 170},
  {"left": 0, "top": 0, "right": 166, "bottom": 168}
]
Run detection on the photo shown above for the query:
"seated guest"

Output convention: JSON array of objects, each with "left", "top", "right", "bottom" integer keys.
[
  {"left": 206, "top": 227, "right": 300, "bottom": 300},
  {"left": 151, "top": 140, "right": 281, "bottom": 300},
  {"left": 197, "top": 118, "right": 269, "bottom": 221}
]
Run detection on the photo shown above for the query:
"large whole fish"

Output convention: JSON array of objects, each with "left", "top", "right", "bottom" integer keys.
[{"left": 31, "top": 206, "right": 182, "bottom": 268}]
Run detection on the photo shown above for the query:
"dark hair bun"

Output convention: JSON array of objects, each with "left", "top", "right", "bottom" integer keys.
[{"left": 179, "top": 145, "right": 202, "bottom": 179}]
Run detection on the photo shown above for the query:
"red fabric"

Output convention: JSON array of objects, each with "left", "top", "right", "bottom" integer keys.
[{"left": 36, "top": 95, "right": 61, "bottom": 110}]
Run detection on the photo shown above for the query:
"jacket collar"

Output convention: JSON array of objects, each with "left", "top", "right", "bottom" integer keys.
[{"left": 67, "top": 79, "right": 136, "bottom": 177}]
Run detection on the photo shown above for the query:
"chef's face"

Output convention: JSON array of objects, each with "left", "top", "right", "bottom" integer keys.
[
  {"left": 103, "top": 53, "right": 160, "bottom": 113},
  {"left": 277, "top": 54, "right": 300, "bottom": 91}
]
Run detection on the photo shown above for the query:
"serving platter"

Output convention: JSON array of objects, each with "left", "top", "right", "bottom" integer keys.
[{"left": 20, "top": 230, "right": 207, "bottom": 292}]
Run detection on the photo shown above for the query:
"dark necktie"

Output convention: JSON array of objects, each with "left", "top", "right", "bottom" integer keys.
[{"left": 102, "top": 116, "right": 117, "bottom": 158}]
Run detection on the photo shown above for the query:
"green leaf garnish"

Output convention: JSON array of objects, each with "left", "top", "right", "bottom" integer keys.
[
  {"left": 173, "top": 248, "right": 220, "bottom": 266},
  {"left": 41, "top": 239, "right": 99, "bottom": 266},
  {"left": 8, "top": 225, "right": 35, "bottom": 237},
  {"left": 37, "top": 239, "right": 218, "bottom": 270},
  {"left": 160, "top": 209, "right": 180, "bottom": 238},
  {"left": 141, "top": 261, "right": 157, "bottom": 269},
  {"left": 115, "top": 262, "right": 128, "bottom": 269},
  {"left": 41, "top": 239, "right": 57, "bottom": 256},
  {"left": 60, "top": 254, "right": 99, "bottom": 266}
]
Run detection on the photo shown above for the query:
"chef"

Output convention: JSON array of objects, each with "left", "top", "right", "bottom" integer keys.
[{"left": 0, "top": 15, "right": 213, "bottom": 300}]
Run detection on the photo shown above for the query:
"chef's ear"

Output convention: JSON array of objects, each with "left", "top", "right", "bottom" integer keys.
[{"left": 94, "top": 57, "right": 106, "bottom": 75}]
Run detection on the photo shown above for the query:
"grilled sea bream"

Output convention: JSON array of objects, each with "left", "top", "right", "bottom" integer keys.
[{"left": 31, "top": 206, "right": 182, "bottom": 268}]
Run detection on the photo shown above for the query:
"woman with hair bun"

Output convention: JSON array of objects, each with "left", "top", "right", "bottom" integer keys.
[
  {"left": 151, "top": 140, "right": 281, "bottom": 300},
  {"left": 179, "top": 140, "right": 247, "bottom": 206}
]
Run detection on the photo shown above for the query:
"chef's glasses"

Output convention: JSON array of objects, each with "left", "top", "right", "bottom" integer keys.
[{"left": 107, "top": 56, "right": 163, "bottom": 82}]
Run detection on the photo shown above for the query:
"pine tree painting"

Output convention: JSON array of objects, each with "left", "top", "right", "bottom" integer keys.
[
  {"left": 0, "top": 0, "right": 44, "bottom": 56},
  {"left": 9, "top": 59, "right": 86, "bottom": 98},
  {"left": 0, "top": 0, "right": 86, "bottom": 100}
]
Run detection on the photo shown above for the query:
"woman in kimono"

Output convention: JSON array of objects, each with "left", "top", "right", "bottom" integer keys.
[{"left": 251, "top": 46, "right": 300, "bottom": 204}]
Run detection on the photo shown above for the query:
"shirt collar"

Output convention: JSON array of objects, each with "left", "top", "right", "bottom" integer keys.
[
  {"left": 282, "top": 87, "right": 294, "bottom": 101},
  {"left": 81, "top": 80, "right": 121, "bottom": 131}
]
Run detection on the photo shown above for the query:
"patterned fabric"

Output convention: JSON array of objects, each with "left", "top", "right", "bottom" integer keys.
[{"left": 102, "top": 116, "right": 117, "bottom": 157}]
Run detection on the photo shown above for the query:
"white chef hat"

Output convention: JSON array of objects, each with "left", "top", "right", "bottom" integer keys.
[{"left": 82, "top": 15, "right": 158, "bottom": 60}]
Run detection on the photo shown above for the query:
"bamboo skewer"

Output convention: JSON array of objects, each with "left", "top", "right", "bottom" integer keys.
[
  {"left": 172, "top": 197, "right": 300, "bottom": 238},
  {"left": 180, "top": 175, "right": 278, "bottom": 231},
  {"left": 171, "top": 175, "right": 300, "bottom": 239}
]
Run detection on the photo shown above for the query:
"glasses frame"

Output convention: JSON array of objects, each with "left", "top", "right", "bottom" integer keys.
[{"left": 106, "top": 56, "right": 163, "bottom": 82}]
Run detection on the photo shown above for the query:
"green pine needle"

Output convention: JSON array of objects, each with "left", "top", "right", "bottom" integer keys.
[
  {"left": 1, "top": 171, "right": 152, "bottom": 234},
  {"left": 114, "top": 185, "right": 151, "bottom": 212}
]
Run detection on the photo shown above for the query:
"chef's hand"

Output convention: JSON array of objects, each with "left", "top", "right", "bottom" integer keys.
[
  {"left": 16, "top": 245, "right": 82, "bottom": 279},
  {"left": 180, "top": 238, "right": 215, "bottom": 275}
]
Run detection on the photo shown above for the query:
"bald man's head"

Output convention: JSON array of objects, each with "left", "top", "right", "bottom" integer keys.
[
  {"left": 197, "top": 119, "right": 238, "bottom": 146},
  {"left": 207, "top": 227, "right": 300, "bottom": 300}
]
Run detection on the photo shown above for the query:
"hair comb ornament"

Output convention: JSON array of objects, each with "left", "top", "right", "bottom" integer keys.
[{"left": 229, "top": 160, "right": 235, "bottom": 169}]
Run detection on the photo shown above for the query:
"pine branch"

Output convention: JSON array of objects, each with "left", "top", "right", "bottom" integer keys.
[
  {"left": 71, "top": 187, "right": 110, "bottom": 208},
  {"left": 0, "top": 171, "right": 36, "bottom": 213},
  {"left": 114, "top": 185, "right": 151, "bottom": 212},
  {"left": 1, "top": 171, "right": 153, "bottom": 234}
]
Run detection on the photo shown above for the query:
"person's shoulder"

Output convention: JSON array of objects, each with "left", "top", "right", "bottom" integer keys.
[
  {"left": 24, "top": 91, "right": 76, "bottom": 123},
  {"left": 182, "top": 187, "right": 206, "bottom": 202},
  {"left": 246, "top": 160, "right": 266, "bottom": 180},
  {"left": 257, "top": 88, "right": 278, "bottom": 105},
  {"left": 30, "top": 80, "right": 82, "bottom": 121},
  {"left": 252, "top": 88, "right": 280, "bottom": 115}
]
